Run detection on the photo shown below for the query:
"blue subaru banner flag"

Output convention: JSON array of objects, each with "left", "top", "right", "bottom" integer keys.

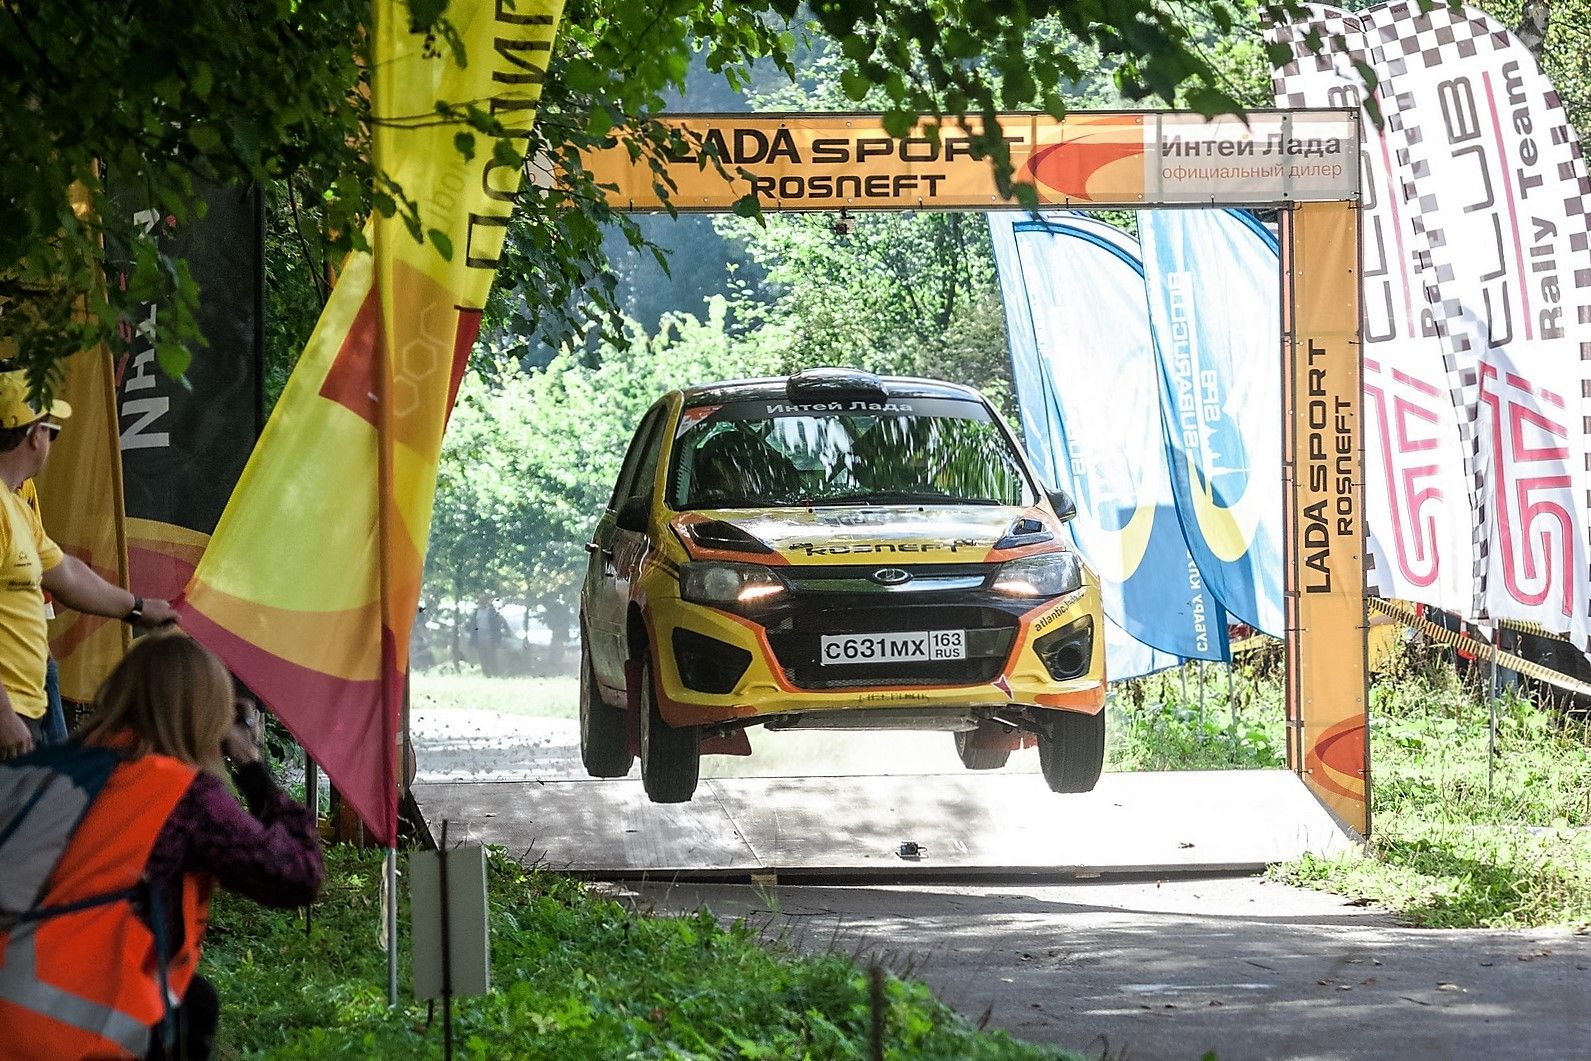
[
  {"left": 991, "top": 212, "right": 1228, "bottom": 663},
  {"left": 1140, "top": 209, "right": 1285, "bottom": 638},
  {"left": 1105, "top": 614, "right": 1183, "bottom": 681}
]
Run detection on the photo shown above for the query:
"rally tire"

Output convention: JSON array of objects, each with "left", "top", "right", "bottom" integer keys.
[
  {"left": 579, "top": 647, "right": 633, "bottom": 778},
  {"left": 639, "top": 656, "right": 700, "bottom": 803},
  {"left": 1037, "top": 709, "right": 1105, "bottom": 794},
  {"left": 954, "top": 728, "right": 1013, "bottom": 770}
]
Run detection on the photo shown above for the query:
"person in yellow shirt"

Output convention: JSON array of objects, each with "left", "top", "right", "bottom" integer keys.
[
  {"left": 0, "top": 368, "right": 178, "bottom": 760},
  {"left": 16, "top": 478, "right": 67, "bottom": 743}
]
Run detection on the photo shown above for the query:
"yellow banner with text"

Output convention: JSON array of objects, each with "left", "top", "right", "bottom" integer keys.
[
  {"left": 1284, "top": 199, "right": 1369, "bottom": 836},
  {"left": 581, "top": 111, "right": 1358, "bottom": 211}
]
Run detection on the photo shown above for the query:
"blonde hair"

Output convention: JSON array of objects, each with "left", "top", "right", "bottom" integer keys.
[{"left": 78, "top": 631, "right": 234, "bottom": 776}]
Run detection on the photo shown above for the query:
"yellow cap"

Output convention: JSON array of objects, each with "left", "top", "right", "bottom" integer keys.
[{"left": 0, "top": 370, "right": 72, "bottom": 430}]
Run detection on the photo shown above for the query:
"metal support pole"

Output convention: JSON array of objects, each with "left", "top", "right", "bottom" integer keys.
[
  {"left": 1197, "top": 660, "right": 1206, "bottom": 737},
  {"left": 386, "top": 846, "right": 399, "bottom": 1006},
  {"left": 439, "top": 819, "right": 454, "bottom": 1061},
  {"left": 1488, "top": 637, "right": 1500, "bottom": 799},
  {"left": 1227, "top": 664, "right": 1239, "bottom": 762}
]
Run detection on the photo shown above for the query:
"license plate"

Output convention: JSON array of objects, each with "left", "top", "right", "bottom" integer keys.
[{"left": 819, "top": 630, "right": 966, "bottom": 665}]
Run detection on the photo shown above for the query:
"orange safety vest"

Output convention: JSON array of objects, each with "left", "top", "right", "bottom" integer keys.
[{"left": 0, "top": 753, "right": 215, "bottom": 1059}]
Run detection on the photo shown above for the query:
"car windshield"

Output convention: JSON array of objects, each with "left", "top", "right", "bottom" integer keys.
[{"left": 669, "top": 395, "right": 1036, "bottom": 509}]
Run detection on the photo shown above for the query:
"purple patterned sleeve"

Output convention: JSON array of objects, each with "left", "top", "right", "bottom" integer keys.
[{"left": 150, "top": 764, "right": 324, "bottom": 909}]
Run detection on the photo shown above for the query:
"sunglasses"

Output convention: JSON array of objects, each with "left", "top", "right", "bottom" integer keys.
[{"left": 34, "top": 421, "right": 60, "bottom": 439}]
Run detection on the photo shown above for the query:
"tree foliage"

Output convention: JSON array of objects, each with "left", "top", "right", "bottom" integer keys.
[
  {"left": 427, "top": 300, "right": 780, "bottom": 629},
  {"left": 5, "top": 0, "right": 1286, "bottom": 401}
]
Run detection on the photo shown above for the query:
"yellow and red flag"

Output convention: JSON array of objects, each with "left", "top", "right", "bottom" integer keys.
[{"left": 180, "top": 0, "right": 565, "bottom": 843}]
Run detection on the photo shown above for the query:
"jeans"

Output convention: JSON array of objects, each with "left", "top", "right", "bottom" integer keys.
[
  {"left": 42, "top": 656, "right": 67, "bottom": 745},
  {"left": 144, "top": 974, "right": 218, "bottom": 1060}
]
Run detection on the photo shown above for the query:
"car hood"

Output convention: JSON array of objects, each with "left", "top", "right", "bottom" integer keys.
[{"left": 673, "top": 504, "right": 1059, "bottom": 566}]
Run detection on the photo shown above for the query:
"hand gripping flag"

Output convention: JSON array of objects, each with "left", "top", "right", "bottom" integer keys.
[{"left": 180, "top": 0, "right": 565, "bottom": 843}]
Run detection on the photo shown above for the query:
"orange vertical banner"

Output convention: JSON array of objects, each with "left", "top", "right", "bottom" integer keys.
[
  {"left": 36, "top": 342, "right": 131, "bottom": 701},
  {"left": 1284, "top": 199, "right": 1370, "bottom": 836}
]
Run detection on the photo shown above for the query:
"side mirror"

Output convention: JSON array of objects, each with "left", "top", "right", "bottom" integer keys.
[
  {"left": 616, "top": 495, "right": 650, "bottom": 533},
  {"left": 1047, "top": 488, "right": 1077, "bottom": 524}
]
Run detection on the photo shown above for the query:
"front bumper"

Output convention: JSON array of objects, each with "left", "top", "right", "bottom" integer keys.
[{"left": 644, "top": 575, "right": 1107, "bottom": 727}]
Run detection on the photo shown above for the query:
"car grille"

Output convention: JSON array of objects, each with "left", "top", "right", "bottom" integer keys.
[{"left": 764, "top": 604, "right": 1018, "bottom": 689}]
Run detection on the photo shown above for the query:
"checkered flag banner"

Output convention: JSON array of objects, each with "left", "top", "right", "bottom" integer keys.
[
  {"left": 1269, "top": 5, "right": 1478, "bottom": 620},
  {"left": 1362, "top": 1, "right": 1591, "bottom": 648}
]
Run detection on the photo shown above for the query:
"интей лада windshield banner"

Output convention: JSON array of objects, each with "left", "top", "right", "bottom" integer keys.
[{"left": 991, "top": 212, "right": 1228, "bottom": 673}]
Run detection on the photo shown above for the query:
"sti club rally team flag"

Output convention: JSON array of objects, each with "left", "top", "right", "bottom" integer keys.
[
  {"left": 1140, "top": 209, "right": 1286, "bottom": 639},
  {"left": 1364, "top": 1, "right": 1591, "bottom": 647},
  {"left": 991, "top": 212, "right": 1228, "bottom": 667},
  {"left": 181, "top": 0, "right": 566, "bottom": 843},
  {"left": 1270, "top": 5, "right": 1477, "bottom": 617},
  {"left": 1276, "top": 2, "right": 1591, "bottom": 647}
]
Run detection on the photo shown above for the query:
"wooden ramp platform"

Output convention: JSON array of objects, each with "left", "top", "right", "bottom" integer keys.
[{"left": 413, "top": 769, "right": 1353, "bottom": 879}]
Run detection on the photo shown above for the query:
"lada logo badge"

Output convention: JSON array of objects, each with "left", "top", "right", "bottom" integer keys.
[{"left": 872, "top": 567, "right": 912, "bottom": 586}]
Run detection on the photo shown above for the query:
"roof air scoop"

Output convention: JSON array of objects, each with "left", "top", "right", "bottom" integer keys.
[
  {"left": 995, "top": 516, "right": 1054, "bottom": 551},
  {"left": 785, "top": 367, "right": 887, "bottom": 401}
]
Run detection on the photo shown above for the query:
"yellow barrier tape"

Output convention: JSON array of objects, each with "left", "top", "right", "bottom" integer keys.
[{"left": 1368, "top": 598, "right": 1591, "bottom": 699}]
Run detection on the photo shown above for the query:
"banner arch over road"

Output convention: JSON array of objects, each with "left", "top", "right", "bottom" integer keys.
[{"left": 582, "top": 109, "right": 1371, "bottom": 835}]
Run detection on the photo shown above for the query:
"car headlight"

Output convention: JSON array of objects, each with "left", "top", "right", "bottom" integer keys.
[
  {"left": 991, "top": 552, "right": 1083, "bottom": 597},
  {"left": 679, "top": 561, "right": 787, "bottom": 606}
]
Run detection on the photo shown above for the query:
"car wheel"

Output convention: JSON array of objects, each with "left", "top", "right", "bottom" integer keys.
[
  {"left": 1036, "top": 709, "right": 1105, "bottom": 794},
  {"left": 638, "top": 655, "right": 700, "bottom": 803},
  {"left": 953, "top": 727, "right": 1013, "bottom": 770},
  {"left": 579, "top": 647, "right": 633, "bottom": 778}
]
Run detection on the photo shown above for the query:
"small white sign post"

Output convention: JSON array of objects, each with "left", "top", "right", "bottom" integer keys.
[{"left": 410, "top": 822, "right": 490, "bottom": 1059}]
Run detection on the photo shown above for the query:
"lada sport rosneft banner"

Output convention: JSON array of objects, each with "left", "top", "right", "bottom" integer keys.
[
  {"left": 582, "top": 112, "right": 1357, "bottom": 210},
  {"left": 1276, "top": 3, "right": 1591, "bottom": 647}
]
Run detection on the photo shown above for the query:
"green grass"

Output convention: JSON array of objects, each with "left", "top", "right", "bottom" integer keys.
[
  {"left": 1271, "top": 646, "right": 1591, "bottom": 929},
  {"left": 411, "top": 672, "right": 579, "bottom": 720},
  {"left": 1109, "top": 644, "right": 1591, "bottom": 929},
  {"left": 206, "top": 848, "right": 1077, "bottom": 1059},
  {"left": 1106, "top": 653, "right": 1287, "bottom": 772}
]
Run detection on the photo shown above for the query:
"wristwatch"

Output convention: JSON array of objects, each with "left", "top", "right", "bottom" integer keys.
[{"left": 123, "top": 596, "right": 144, "bottom": 624}]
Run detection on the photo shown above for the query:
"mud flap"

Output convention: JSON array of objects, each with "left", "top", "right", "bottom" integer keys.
[
  {"left": 624, "top": 659, "right": 643, "bottom": 757},
  {"left": 700, "top": 730, "right": 752, "bottom": 756},
  {"left": 964, "top": 723, "right": 1022, "bottom": 752}
]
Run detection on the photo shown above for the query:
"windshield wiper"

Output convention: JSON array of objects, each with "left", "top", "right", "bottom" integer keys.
[{"left": 800, "top": 490, "right": 977, "bottom": 506}]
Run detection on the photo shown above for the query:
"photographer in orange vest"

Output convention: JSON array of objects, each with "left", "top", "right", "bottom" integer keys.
[{"left": 0, "top": 632, "right": 323, "bottom": 1058}]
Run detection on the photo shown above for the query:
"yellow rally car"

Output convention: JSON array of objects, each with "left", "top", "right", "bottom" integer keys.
[{"left": 579, "top": 369, "right": 1106, "bottom": 803}]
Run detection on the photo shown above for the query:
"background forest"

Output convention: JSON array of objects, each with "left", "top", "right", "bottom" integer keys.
[{"left": 253, "top": 0, "right": 1580, "bottom": 669}]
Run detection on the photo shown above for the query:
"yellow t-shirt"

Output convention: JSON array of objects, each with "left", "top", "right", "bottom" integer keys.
[{"left": 1, "top": 484, "right": 62, "bottom": 717}]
